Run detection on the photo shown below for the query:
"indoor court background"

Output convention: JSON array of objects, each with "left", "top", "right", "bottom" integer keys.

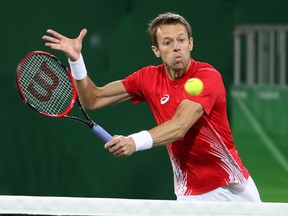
[{"left": 0, "top": 0, "right": 287, "bottom": 202}]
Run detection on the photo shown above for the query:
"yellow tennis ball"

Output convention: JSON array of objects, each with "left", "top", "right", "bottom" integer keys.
[{"left": 184, "top": 78, "right": 204, "bottom": 95}]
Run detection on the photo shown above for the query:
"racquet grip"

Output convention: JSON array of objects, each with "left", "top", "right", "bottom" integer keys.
[{"left": 91, "top": 124, "right": 113, "bottom": 142}]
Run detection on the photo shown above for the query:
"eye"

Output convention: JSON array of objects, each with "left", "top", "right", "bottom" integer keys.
[
  {"left": 178, "top": 38, "right": 186, "bottom": 43},
  {"left": 163, "top": 40, "right": 171, "bottom": 46}
]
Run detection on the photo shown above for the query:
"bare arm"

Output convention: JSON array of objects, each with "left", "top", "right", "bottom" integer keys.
[
  {"left": 149, "top": 99, "right": 204, "bottom": 146},
  {"left": 42, "top": 29, "right": 203, "bottom": 156},
  {"left": 75, "top": 77, "right": 131, "bottom": 109},
  {"left": 42, "top": 29, "right": 131, "bottom": 109},
  {"left": 104, "top": 99, "right": 204, "bottom": 156}
]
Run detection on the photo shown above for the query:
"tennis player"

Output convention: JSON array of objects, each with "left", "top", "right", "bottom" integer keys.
[{"left": 43, "top": 12, "right": 261, "bottom": 202}]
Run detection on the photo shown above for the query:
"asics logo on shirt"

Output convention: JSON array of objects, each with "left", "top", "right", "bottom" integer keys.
[{"left": 160, "top": 94, "right": 170, "bottom": 104}]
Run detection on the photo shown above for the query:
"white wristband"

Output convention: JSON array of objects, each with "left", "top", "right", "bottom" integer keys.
[
  {"left": 68, "top": 53, "right": 87, "bottom": 80},
  {"left": 129, "top": 130, "right": 153, "bottom": 152}
]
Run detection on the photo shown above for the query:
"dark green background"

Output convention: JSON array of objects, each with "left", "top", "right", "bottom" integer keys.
[{"left": 0, "top": 0, "right": 287, "bottom": 201}]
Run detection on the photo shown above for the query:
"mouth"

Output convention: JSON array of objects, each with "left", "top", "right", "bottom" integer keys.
[{"left": 174, "top": 55, "right": 182, "bottom": 62}]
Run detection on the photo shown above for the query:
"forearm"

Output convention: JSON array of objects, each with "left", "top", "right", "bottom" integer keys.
[
  {"left": 127, "top": 119, "right": 189, "bottom": 153},
  {"left": 74, "top": 77, "right": 101, "bottom": 109},
  {"left": 105, "top": 122, "right": 187, "bottom": 157},
  {"left": 75, "top": 78, "right": 132, "bottom": 110},
  {"left": 129, "top": 101, "right": 203, "bottom": 153},
  {"left": 68, "top": 54, "right": 131, "bottom": 109},
  {"left": 149, "top": 100, "right": 204, "bottom": 147},
  {"left": 105, "top": 100, "right": 203, "bottom": 157},
  {"left": 148, "top": 118, "right": 187, "bottom": 147},
  {"left": 68, "top": 54, "right": 100, "bottom": 109}
]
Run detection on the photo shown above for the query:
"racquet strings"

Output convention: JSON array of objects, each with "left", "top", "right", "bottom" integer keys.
[{"left": 18, "top": 54, "right": 75, "bottom": 116}]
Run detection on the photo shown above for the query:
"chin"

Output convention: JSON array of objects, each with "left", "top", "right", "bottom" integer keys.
[{"left": 173, "top": 62, "right": 185, "bottom": 70}]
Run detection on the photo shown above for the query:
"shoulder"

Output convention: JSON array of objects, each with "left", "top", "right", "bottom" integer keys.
[
  {"left": 136, "top": 64, "right": 164, "bottom": 73},
  {"left": 195, "top": 61, "right": 220, "bottom": 74},
  {"left": 193, "top": 60, "right": 222, "bottom": 80},
  {"left": 131, "top": 64, "right": 164, "bottom": 79},
  {"left": 122, "top": 64, "right": 164, "bottom": 85}
]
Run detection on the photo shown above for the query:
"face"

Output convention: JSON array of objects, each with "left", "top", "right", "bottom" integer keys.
[{"left": 152, "top": 24, "right": 193, "bottom": 80}]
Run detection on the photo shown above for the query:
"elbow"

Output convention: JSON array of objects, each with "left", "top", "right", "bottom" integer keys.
[
  {"left": 78, "top": 97, "right": 98, "bottom": 110},
  {"left": 174, "top": 123, "right": 190, "bottom": 140},
  {"left": 78, "top": 90, "right": 103, "bottom": 110},
  {"left": 82, "top": 104, "right": 95, "bottom": 110},
  {"left": 179, "top": 128, "right": 189, "bottom": 139},
  {"left": 82, "top": 100, "right": 101, "bottom": 110}
]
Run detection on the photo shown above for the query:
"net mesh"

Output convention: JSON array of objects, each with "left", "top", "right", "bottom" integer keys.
[
  {"left": 18, "top": 53, "right": 75, "bottom": 116},
  {"left": 0, "top": 195, "right": 287, "bottom": 216}
]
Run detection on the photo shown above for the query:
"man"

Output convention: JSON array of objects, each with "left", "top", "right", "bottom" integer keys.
[{"left": 42, "top": 13, "right": 261, "bottom": 202}]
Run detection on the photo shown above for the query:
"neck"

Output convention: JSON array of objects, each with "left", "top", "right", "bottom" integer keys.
[
  {"left": 167, "top": 69, "right": 184, "bottom": 80},
  {"left": 165, "top": 60, "right": 191, "bottom": 80}
]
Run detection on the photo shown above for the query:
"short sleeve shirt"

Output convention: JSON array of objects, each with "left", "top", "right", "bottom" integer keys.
[{"left": 122, "top": 59, "right": 249, "bottom": 195}]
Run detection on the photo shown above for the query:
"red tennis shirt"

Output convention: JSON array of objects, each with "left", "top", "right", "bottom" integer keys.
[{"left": 121, "top": 59, "right": 249, "bottom": 195}]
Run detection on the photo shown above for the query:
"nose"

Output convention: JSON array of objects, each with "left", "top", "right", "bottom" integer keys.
[{"left": 173, "top": 41, "right": 180, "bottom": 52}]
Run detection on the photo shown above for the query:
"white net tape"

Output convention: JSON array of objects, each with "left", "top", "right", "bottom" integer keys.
[{"left": 0, "top": 195, "right": 287, "bottom": 216}]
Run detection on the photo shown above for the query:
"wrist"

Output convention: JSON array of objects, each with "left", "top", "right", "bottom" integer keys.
[
  {"left": 68, "top": 53, "right": 87, "bottom": 80},
  {"left": 129, "top": 130, "right": 153, "bottom": 152}
]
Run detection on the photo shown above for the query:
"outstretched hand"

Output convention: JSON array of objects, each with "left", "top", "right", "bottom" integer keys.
[{"left": 42, "top": 29, "right": 87, "bottom": 61}]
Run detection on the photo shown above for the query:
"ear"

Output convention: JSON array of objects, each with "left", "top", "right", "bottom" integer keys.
[
  {"left": 189, "top": 37, "right": 193, "bottom": 51},
  {"left": 152, "top": 45, "right": 161, "bottom": 58}
]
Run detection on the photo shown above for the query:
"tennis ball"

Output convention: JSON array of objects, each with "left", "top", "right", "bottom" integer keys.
[{"left": 184, "top": 78, "right": 204, "bottom": 95}]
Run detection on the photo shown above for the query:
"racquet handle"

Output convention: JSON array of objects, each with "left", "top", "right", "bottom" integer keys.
[{"left": 91, "top": 124, "right": 113, "bottom": 142}]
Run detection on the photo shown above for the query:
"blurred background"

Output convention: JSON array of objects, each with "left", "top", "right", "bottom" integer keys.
[{"left": 0, "top": 0, "right": 287, "bottom": 202}]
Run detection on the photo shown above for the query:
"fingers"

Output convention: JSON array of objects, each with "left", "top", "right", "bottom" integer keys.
[
  {"left": 104, "top": 136, "right": 135, "bottom": 157},
  {"left": 46, "top": 29, "right": 64, "bottom": 40},
  {"left": 43, "top": 28, "right": 86, "bottom": 42},
  {"left": 78, "top": 28, "right": 87, "bottom": 40},
  {"left": 109, "top": 145, "right": 126, "bottom": 157},
  {"left": 42, "top": 30, "right": 64, "bottom": 50},
  {"left": 42, "top": 35, "right": 62, "bottom": 50},
  {"left": 104, "top": 136, "right": 123, "bottom": 156},
  {"left": 42, "top": 35, "right": 60, "bottom": 44},
  {"left": 43, "top": 43, "right": 63, "bottom": 51},
  {"left": 42, "top": 28, "right": 84, "bottom": 60}
]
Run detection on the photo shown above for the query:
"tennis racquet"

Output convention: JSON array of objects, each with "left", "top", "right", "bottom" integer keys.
[{"left": 16, "top": 51, "right": 112, "bottom": 143}]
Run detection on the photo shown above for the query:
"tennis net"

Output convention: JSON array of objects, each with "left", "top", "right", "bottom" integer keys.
[{"left": 0, "top": 195, "right": 287, "bottom": 216}]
